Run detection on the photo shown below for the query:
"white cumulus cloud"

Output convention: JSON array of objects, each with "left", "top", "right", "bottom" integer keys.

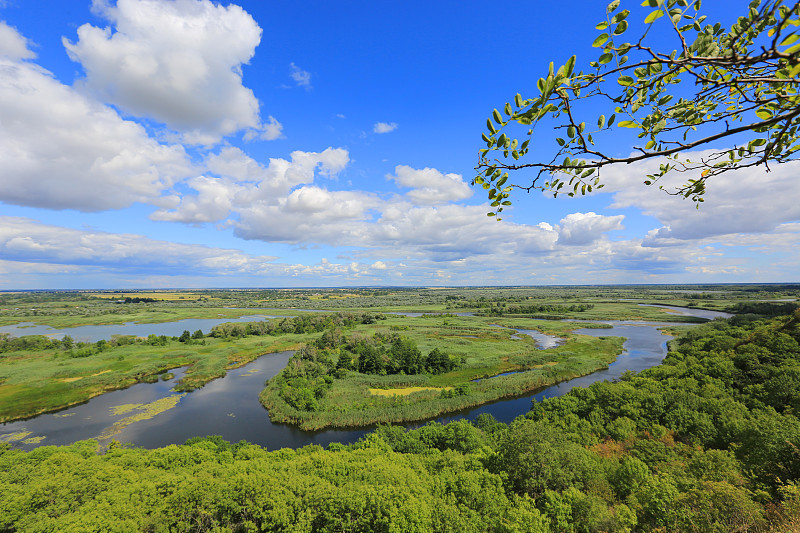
[
  {"left": 600, "top": 151, "right": 800, "bottom": 243},
  {"left": 64, "top": 0, "right": 269, "bottom": 144},
  {"left": 0, "top": 32, "right": 192, "bottom": 212},
  {"left": 152, "top": 147, "right": 351, "bottom": 224},
  {"left": 387, "top": 165, "right": 473, "bottom": 205},
  {"left": 0, "top": 21, "right": 35, "bottom": 60},
  {"left": 556, "top": 212, "right": 625, "bottom": 245}
]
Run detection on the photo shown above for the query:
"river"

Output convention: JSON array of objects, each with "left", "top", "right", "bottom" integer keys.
[
  {"left": 0, "top": 315, "right": 286, "bottom": 343},
  {"left": 0, "top": 306, "right": 730, "bottom": 450}
]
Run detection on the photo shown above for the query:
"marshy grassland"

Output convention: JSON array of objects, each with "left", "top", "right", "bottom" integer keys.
[
  {"left": 1, "top": 285, "right": 796, "bottom": 426},
  {"left": 260, "top": 314, "right": 625, "bottom": 430}
]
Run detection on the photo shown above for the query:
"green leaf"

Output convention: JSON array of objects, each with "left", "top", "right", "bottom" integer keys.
[
  {"left": 599, "top": 53, "right": 614, "bottom": 64},
  {"left": 617, "top": 75, "right": 635, "bottom": 86},
  {"left": 607, "top": 0, "right": 620, "bottom": 12},
  {"left": 780, "top": 33, "right": 799, "bottom": 46},
  {"left": 592, "top": 33, "right": 610, "bottom": 47},
  {"left": 618, "top": 120, "right": 638, "bottom": 128},
  {"left": 565, "top": 55, "right": 576, "bottom": 76},
  {"left": 492, "top": 109, "right": 503, "bottom": 124},
  {"left": 504, "top": 102, "right": 512, "bottom": 115},
  {"left": 787, "top": 42, "right": 800, "bottom": 55},
  {"left": 596, "top": 21, "right": 609, "bottom": 30},
  {"left": 611, "top": 9, "right": 630, "bottom": 22},
  {"left": 608, "top": 114, "right": 616, "bottom": 126},
  {"left": 598, "top": 114, "right": 606, "bottom": 128},
  {"left": 755, "top": 108, "right": 772, "bottom": 120},
  {"left": 644, "top": 9, "right": 664, "bottom": 23},
  {"left": 614, "top": 20, "right": 629, "bottom": 34}
]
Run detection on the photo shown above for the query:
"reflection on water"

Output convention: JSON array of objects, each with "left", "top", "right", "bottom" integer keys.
[
  {"left": 490, "top": 324, "right": 563, "bottom": 350},
  {"left": 514, "top": 328, "right": 563, "bottom": 349}
]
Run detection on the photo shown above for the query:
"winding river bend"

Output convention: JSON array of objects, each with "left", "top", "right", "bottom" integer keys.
[{"left": 0, "top": 306, "right": 731, "bottom": 450}]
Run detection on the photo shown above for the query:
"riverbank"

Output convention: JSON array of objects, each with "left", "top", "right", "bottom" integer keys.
[{"left": 0, "top": 333, "right": 307, "bottom": 423}]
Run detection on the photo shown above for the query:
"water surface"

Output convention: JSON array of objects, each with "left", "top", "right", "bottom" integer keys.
[{"left": 0, "top": 315, "right": 282, "bottom": 343}]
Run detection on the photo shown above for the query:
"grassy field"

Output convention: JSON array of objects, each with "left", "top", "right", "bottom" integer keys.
[{"left": 6, "top": 284, "right": 796, "bottom": 328}]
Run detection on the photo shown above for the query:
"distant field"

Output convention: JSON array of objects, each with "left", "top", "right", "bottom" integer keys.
[{"left": 83, "top": 291, "right": 216, "bottom": 301}]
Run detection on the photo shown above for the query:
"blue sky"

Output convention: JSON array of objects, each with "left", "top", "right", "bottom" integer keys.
[{"left": 0, "top": 0, "right": 798, "bottom": 289}]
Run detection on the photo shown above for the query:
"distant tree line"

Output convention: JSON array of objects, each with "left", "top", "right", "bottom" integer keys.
[
  {"left": 477, "top": 303, "right": 595, "bottom": 316},
  {"left": 726, "top": 301, "right": 799, "bottom": 316},
  {"left": 209, "top": 312, "right": 385, "bottom": 339}
]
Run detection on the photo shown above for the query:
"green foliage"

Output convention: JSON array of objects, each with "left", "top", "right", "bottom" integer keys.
[
  {"left": 3, "top": 313, "right": 800, "bottom": 531},
  {"left": 476, "top": 0, "right": 800, "bottom": 217}
]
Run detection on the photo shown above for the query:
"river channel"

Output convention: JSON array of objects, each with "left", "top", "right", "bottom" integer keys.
[{"left": 0, "top": 306, "right": 731, "bottom": 450}]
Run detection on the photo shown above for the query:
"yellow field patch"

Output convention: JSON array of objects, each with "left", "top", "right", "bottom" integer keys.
[{"left": 369, "top": 386, "right": 453, "bottom": 397}]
